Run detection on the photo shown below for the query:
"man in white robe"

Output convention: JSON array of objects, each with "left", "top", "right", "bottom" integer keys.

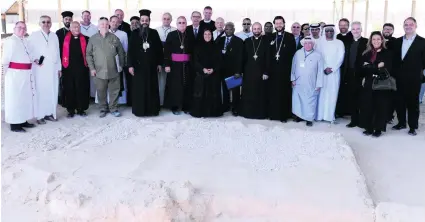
[
  {"left": 80, "top": 10, "right": 98, "bottom": 37},
  {"left": 213, "top": 17, "right": 225, "bottom": 40},
  {"left": 2, "top": 22, "right": 36, "bottom": 132},
  {"left": 28, "top": 15, "right": 61, "bottom": 124},
  {"left": 291, "top": 37, "right": 323, "bottom": 126},
  {"left": 95, "top": 15, "right": 128, "bottom": 105},
  {"left": 156, "top": 12, "right": 177, "bottom": 106},
  {"left": 315, "top": 24, "right": 345, "bottom": 123}
]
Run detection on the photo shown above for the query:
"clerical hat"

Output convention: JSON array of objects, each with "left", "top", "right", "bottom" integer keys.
[
  {"left": 139, "top": 9, "right": 151, "bottom": 18},
  {"left": 61, "top": 11, "right": 73, "bottom": 18},
  {"left": 130, "top": 16, "right": 140, "bottom": 21}
]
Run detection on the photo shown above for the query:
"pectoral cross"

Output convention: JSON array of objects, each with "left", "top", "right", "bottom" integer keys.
[
  {"left": 253, "top": 54, "right": 258, "bottom": 60},
  {"left": 275, "top": 54, "right": 280, "bottom": 61}
]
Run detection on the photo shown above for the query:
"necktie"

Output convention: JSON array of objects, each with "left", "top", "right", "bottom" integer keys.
[
  {"left": 225, "top": 37, "right": 230, "bottom": 49},
  {"left": 194, "top": 28, "right": 198, "bottom": 37}
]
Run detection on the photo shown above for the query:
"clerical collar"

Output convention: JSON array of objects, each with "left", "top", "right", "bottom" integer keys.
[
  {"left": 341, "top": 32, "right": 347, "bottom": 36},
  {"left": 204, "top": 20, "right": 211, "bottom": 23},
  {"left": 354, "top": 37, "right": 361, "bottom": 41}
]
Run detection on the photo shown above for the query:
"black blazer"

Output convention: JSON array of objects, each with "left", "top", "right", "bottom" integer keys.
[
  {"left": 361, "top": 48, "right": 393, "bottom": 89},
  {"left": 343, "top": 37, "right": 369, "bottom": 77},
  {"left": 186, "top": 25, "right": 202, "bottom": 45},
  {"left": 392, "top": 35, "right": 425, "bottom": 87},
  {"left": 217, "top": 35, "right": 244, "bottom": 77}
]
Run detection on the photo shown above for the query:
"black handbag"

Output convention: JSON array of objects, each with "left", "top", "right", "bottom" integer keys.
[{"left": 372, "top": 68, "right": 397, "bottom": 91}]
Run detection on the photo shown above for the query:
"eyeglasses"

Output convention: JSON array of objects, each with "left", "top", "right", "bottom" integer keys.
[
  {"left": 242, "top": 23, "right": 251, "bottom": 25},
  {"left": 178, "top": 22, "right": 186, "bottom": 24},
  {"left": 41, "top": 21, "right": 51, "bottom": 24},
  {"left": 292, "top": 26, "right": 300, "bottom": 28}
]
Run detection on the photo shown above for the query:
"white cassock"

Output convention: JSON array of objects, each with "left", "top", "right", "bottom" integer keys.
[
  {"left": 28, "top": 30, "right": 61, "bottom": 120},
  {"left": 315, "top": 37, "right": 345, "bottom": 122},
  {"left": 95, "top": 29, "right": 128, "bottom": 104},
  {"left": 80, "top": 23, "right": 98, "bottom": 37},
  {"left": 235, "top": 31, "right": 253, "bottom": 41},
  {"left": 156, "top": 25, "right": 177, "bottom": 105},
  {"left": 80, "top": 23, "right": 98, "bottom": 97},
  {"left": 2, "top": 35, "right": 36, "bottom": 124},
  {"left": 291, "top": 49, "right": 324, "bottom": 121}
]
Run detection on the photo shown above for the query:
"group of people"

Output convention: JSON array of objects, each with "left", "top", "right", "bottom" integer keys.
[{"left": 2, "top": 6, "right": 425, "bottom": 137}]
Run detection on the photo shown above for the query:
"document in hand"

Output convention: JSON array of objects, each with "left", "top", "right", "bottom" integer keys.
[{"left": 225, "top": 76, "right": 242, "bottom": 89}]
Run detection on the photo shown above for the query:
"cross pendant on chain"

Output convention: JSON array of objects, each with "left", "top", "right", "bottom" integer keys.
[
  {"left": 253, "top": 54, "right": 258, "bottom": 60},
  {"left": 275, "top": 54, "right": 280, "bottom": 61}
]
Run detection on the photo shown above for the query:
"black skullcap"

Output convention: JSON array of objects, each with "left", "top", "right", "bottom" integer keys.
[
  {"left": 139, "top": 9, "right": 151, "bottom": 18},
  {"left": 130, "top": 16, "right": 140, "bottom": 21},
  {"left": 61, "top": 11, "right": 73, "bottom": 18}
]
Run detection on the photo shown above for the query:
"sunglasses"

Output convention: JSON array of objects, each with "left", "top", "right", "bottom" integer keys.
[
  {"left": 243, "top": 23, "right": 251, "bottom": 25},
  {"left": 292, "top": 26, "right": 300, "bottom": 28},
  {"left": 41, "top": 21, "right": 51, "bottom": 24}
]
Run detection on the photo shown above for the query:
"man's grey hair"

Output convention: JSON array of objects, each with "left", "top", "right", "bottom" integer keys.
[
  {"left": 225, "top": 22, "right": 234, "bottom": 28},
  {"left": 39, "top": 15, "right": 51, "bottom": 22},
  {"left": 163, "top": 12, "right": 172, "bottom": 20},
  {"left": 216, "top": 17, "right": 224, "bottom": 23},
  {"left": 191, "top": 11, "right": 201, "bottom": 17},
  {"left": 351, "top": 21, "right": 362, "bottom": 28}
]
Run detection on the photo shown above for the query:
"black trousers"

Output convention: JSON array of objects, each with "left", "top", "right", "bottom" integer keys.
[
  {"left": 361, "top": 90, "right": 391, "bottom": 132},
  {"left": 222, "top": 81, "right": 240, "bottom": 112},
  {"left": 348, "top": 78, "right": 363, "bottom": 125},
  {"left": 10, "top": 123, "right": 24, "bottom": 130},
  {"left": 396, "top": 85, "right": 420, "bottom": 129},
  {"left": 124, "top": 67, "right": 133, "bottom": 106}
]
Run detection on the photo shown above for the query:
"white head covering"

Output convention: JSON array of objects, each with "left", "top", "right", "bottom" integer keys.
[
  {"left": 309, "top": 23, "right": 321, "bottom": 39},
  {"left": 300, "top": 36, "right": 316, "bottom": 46},
  {"left": 320, "top": 24, "right": 337, "bottom": 41}
]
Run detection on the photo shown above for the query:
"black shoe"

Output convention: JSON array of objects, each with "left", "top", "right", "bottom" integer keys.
[
  {"left": 11, "top": 127, "right": 26, "bottom": 132},
  {"left": 372, "top": 130, "right": 382, "bottom": 137},
  {"left": 22, "top": 122, "right": 36, "bottom": 128},
  {"left": 306, "top": 121, "right": 313, "bottom": 127},
  {"left": 408, "top": 129, "right": 417, "bottom": 136},
  {"left": 44, "top": 115, "right": 57, "bottom": 122},
  {"left": 172, "top": 110, "right": 182, "bottom": 115},
  {"left": 363, "top": 130, "right": 373, "bottom": 136},
  {"left": 67, "top": 113, "right": 75, "bottom": 118},
  {"left": 37, "top": 119, "right": 46, "bottom": 125},
  {"left": 77, "top": 111, "right": 87, "bottom": 117},
  {"left": 294, "top": 117, "right": 302, "bottom": 123},
  {"left": 346, "top": 122, "right": 357, "bottom": 128},
  {"left": 231, "top": 110, "right": 239, "bottom": 116},
  {"left": 392, "top": 124, "right": 406, "bottom": 130}
]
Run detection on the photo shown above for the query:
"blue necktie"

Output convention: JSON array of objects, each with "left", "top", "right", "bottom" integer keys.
[
  {"left": 194, "top": 28, "right": 198, "bottom": 37},
  {"left": 225, "top": 37, "right": 230, "bottom": 49}
]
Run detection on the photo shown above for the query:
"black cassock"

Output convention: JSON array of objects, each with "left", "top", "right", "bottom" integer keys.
[
  {"left": 127, "top": 28, "right": 163, "bottom": 117},
  {"left": 240, "top": 36, "right": 270, "bottom": 119},
  {"left": 268, "top": 32, "right": 297, "bottom": 121},
  {"left": 62, "top": 36, "right": 90, "bottom": 112},
  {"left": 190, "top": 40, "right": 223, "bottom": 118},
  {"left": 163, "top": 30, "right": 195, "bottom": 111},
  {"left": 56, "top": 27, "right": 70, "bottom": 106},
  {"left": 336, "top": 32, "right": 354, "bottom": 116}
]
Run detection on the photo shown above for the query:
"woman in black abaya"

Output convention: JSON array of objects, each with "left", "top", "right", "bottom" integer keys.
[{"left": 190, "top": 29, "right": 223, "bottom": 118}]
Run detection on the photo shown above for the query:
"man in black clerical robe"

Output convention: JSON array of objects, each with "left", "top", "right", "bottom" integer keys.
[
  {"left": 336, "top": 18, "right": 354, "bottom": 117},
  {"left": 128, "top": 9, "right": 164, "bottom": 117},
  {"left": 268, "top": 16, "right": 297, "bottom": 122},
  {"left": 56, "top": 11, "right": 74, "bottom": 106},
  {"left": 382, "top": 23, "right": 397, "bottom": 122},
  {"left": 61, "top": 22, "right": 90, "bottom": 117},
  {"left": 217, "top": 22, "right": 244, "bottom": 115},
  {"left": 240, "top": 23, "right": 270, "bottom": 119},
  {"left": 164, "top": 16, "right": 195, "bottom": 115}
]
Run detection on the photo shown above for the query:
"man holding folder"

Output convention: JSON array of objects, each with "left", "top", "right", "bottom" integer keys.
[{"left": 218, "top": 22, "right": 244, "bottom": 116}]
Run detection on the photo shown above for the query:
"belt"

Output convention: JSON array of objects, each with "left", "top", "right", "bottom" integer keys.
[
  {"left": 9, "top": 62, "right": 32, "bottom": 70},
  {"left": 171, "top": 53, "right": 190, "bottom": 62}
]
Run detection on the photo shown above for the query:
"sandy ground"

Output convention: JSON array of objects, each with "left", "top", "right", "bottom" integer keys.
[{"left": 1, "top": 102, "right": 425, "bottom": 221}]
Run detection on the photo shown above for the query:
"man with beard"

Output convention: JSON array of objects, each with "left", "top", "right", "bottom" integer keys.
[
  {"left": 187, "top": 11, "right": 202, "bottom": 44},
  {"left": 61, "top": 21, "right": 90, "bottom": 117},
  {"left": 382, "top": 23, "right": 396, "bottom": 51},
  {"left": 128, "top": 9, "right": 163, "bottom": 117},
  {"left": 240, "top": 22, "right": 270, "bottom": 119},
  {"left": 80, "top": 10, "right": 97, "bottom": 37},
  {"left": 217, "top": 22, "right": 244, "bottom": 115},
  {"left": 164, "top": 16, "right": 195, "bottom": 114},
  {"left": 56, "top": 11, "right": 73, "bottom": 106},
  {"left": 339, "top": 21, "right": 368, "bottom": 128},
  {"left": 212, "top": 17, "right": 225, "bottom": 40},
  {"left": 264, "top": 22, "right": 273, "bottom": 37},
  {"left": 268, "top": 16, "right": 297, "bottom": 122},
  {"left": 310, "top": 23, "right": 321, "bottom": 40},
  {"left": 156, "top": 12, "right": 177, "bottom": 106},
  {"left": 130, "top": 16, "right": 140, "bottom": 31},
  {"left": 335, "top": 18, "right": 354, "bottom": 117},
  {"left": 235, "top": 18, "right": 253, "bottom": 41},
  {"left": 199, "top": 6, "right": 216, "bottom": 33},
  {"left": 392, "top": 17, "right": 425, "bottom": 136},
  {"left": 115, "top": 9, "right": 131, "bottom": 38},
  {"left": 315, "top": 24, "right": 345, "bottom": 123}
]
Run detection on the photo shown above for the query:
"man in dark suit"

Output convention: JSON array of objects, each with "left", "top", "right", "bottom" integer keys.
[
  {"left": 343, "top": 21, "right": 368, "bottom": 128},
  {"left": 217, "top": 22, "right": 244, "bottom": 116},
  {"left": 392, "top": 17, "right": 425, "bottom": 136},
  {"left": 200, "top": 6, "right": 216, "bottom": 33},
  {"left": 382, "top": 23, "right": 397, "bottom": 123},
  {"left": 186, "top": 11, "right": 203, "bottom": 45},
  {"left": 115, "top": 9, "right": 132, "bottom": 39}
]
